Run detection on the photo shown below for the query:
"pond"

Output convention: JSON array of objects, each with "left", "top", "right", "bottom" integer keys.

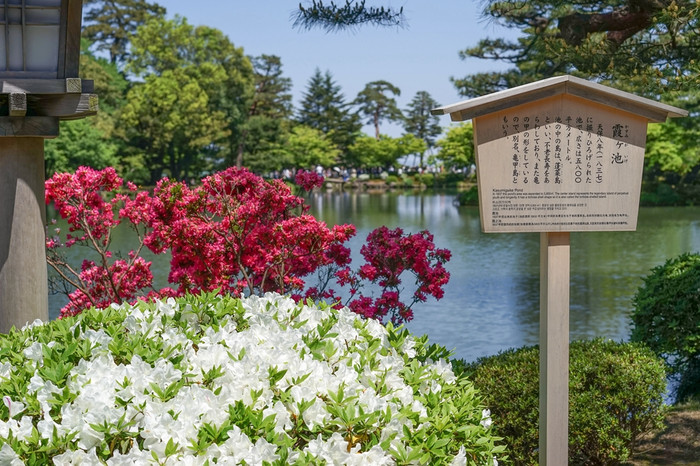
[
  {"left": 305, "top": 191, "right": 700, "bottom": 362},
  {"left": 47, "top": 192, "right": 700, "bottom": 363}
]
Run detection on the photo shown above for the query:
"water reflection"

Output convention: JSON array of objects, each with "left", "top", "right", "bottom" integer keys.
[{"left": 48, "top": 194, "right": 700, "bottom": 363}]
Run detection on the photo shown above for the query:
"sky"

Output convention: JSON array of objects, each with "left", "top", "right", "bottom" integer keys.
[{"left": 162, "top": 0, "right": 519, "bottom": 137}]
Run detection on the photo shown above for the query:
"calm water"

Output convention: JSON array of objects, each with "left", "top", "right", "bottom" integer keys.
[
  {"left": 48, "top": 193, "right": 700, "bottom": 362},
  {"left": 305, "top": 192, "right": 700, "bottom": 362}
]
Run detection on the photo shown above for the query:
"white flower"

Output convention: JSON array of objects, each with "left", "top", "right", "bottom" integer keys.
[
  {"left": 14, "top": 416, "right": 34, "bottom": 441},
  {"left": 21, "top": 319, "right": 44, "bottom": 331},
  {"left": 22, "top": 341, "right": 43, "bottom": 362},
  {"left": 450, "top": 446, "right": 467, "bottom": 466},
  {"left": 3, "top": 396, "right": 25, "bottom": 419},
  {"left": 38, "top": 411, "right": 61, "bottom": 439},
  {"left": 0, "top": 443, "right": 22, "bottom": 466},
  {"left": 154, "top": 297, "right": 177, "bottom": 318},
  {"left": 0, "top": 362, "right": 12, "bottom": 382},
  {"left": 432, "top": 358, "right": 456, "bottom": 384},
  {"left": 481, "top": 408, "right": 493, "bottom": 429},
  {"left": 52, "top": 447, "right": 101, "bottom": 465},
  {"left": 0, "top": 293, "right": 500, "bottom": 464},
  {"left": 81, "top": 328, "right": 112, "bottom": 349}
]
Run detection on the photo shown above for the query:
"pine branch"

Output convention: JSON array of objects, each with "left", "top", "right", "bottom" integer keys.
[{"left": 293, "top": 1, "right": 405, "bottom": 31}]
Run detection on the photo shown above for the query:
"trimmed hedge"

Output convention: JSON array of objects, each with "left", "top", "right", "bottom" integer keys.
[{"left": 455, "top": 339, "right": 667, "bottom": 465}]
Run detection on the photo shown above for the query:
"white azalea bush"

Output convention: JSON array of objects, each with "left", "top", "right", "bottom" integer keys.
[{"left": 0, "top": 293, "right": 504, "bottom": 465}]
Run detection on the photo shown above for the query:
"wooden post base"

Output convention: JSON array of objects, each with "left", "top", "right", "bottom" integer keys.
[{"left": 539, "top": 231, "right": 570, "bottom": 465}]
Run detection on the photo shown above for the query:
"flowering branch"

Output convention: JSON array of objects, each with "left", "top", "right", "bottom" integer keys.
[{"left": 46, "top": 167, "right": 451, "bottom": 324}]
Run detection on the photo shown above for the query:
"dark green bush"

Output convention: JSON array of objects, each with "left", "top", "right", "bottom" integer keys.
[
  {"left": 384, "top": 174, "right": 400, "bottom": 184},
  {"left": 415, "top": 173, "right": 435, "bottom": 186},
  {"left": 456, "top": 339, "right": 667, "bottom": 465},
  {"left": 456, "top": 185, "right": 479, "bottom": 206},
  {"left": 631, "top": 252, "right": 700, "bottom": 401},
  {"left": 639, "top": 182, "right": 683, "bottom": 206}
]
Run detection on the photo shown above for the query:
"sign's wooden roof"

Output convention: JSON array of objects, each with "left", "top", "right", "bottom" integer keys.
[{"left": 432, "top": 75, "right": 688, "bottom": 123}]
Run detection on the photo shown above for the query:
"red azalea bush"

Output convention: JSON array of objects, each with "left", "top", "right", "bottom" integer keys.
[{"left": 46, "top": 166, "right": 450, "bottom": 323}]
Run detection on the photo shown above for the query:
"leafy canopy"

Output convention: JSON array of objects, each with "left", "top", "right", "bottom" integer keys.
[
  {"left": 455, "top": 0, "right": 700, "bottom": 97},
  {"left": 297, "top": 68, "right": 361, "bottom": 155},
  {"left": 353, "top": 80, "right": 403, "bottom": 139},
  {"left": 83, "top": 0, "right": 166, "bottom": 65}
]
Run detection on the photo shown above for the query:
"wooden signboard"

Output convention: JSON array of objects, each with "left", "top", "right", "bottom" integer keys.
[
  {"left": 434, "top": 75, "right": 687, "bottom": 233},
  {"left": 432, "top": 76, "right": 688, "bottom": 466},
  {"left": 474, "top": 95, "right": 647, "bottom": 233}
]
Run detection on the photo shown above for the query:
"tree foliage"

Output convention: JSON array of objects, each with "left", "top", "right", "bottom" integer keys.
[
  {"left": 276, "top": 125, "right": 340, "bottom": 169},
  {"left": 44, "top": 119, "right": 120, "bottom": 178},
  {"left": 83, "top": 0, "right": 166, "bottom": 65},
  {"left": 293, "top": 0, "right": 405, "bottom": 31},
  {"left": 353, "top": 80, "right": 403, "bottom": 139},
  {"left": 454, "top": 0, "right": 700, "bottom": 97},
  {"left": 435, "top": 123, "right": 475, "bottom": 171},
  {"left": 348, "top": 134, "right": 425, "bottom": 169},
  {"left": 116, "top": 16, "right": 255, "bottom": 181},
  {"left": 631, "top": 252, "right": 700, "bottom": 400},
  {"left": 645, "top": 122, "right": 700, "bottom": 175},
  {"left": 235, "top": 55, "right": 294, "bottom": 169},
  {"left": 403, "top": 91, "right": 442, "bottom": 168},
  {"left": 462, "top": 339, "right": 667, "bottom": 464},
  {"left": 297, "top": 69, "right": 361, "bottom": 155},
  {"left": 119, "top": 68, "right": 230, "bottom": 183}
]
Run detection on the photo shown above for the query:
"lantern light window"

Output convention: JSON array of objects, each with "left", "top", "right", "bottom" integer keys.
[{"left": 0, "top": 0, "right": 61, "bottom": 74}]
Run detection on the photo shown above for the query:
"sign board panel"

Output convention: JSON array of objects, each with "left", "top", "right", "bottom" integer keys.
[{"left": 473, "top": 94, "right": 647, "bottom": 233}]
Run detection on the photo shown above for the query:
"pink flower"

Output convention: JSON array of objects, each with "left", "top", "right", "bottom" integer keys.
[
  {"left": 46, "top": 166, "right": 450, "bottom": 325},
  {"left": 294, "top": 169, "right": 324, "bottom": 191}
]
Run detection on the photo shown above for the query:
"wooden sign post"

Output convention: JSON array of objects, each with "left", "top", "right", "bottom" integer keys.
[{"left": 432, "top": 75, "right": 687, "bottom": 465}]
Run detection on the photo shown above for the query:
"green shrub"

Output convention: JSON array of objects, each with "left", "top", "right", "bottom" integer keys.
[
  {"left": 631, "top": 252, "right": 700, "bottom": 401},
  {"left": 384, "top": 174, "right": 400, "bottom": 184},
  {"left": 640, "top": 182, "right": 683, "bottom": 206},
  {"left": 415, "top": 173, "right": 435, "bottom": 186},
  {"left": 0, "top": 293, "right": 504, "bottom": 464},
  {"left": 457, "top": 185, "right": 479, "bottom": 206},
  {"left": 426, "top": 172, "right": 465, "bottom": 188},
  {"left": 456, "top": 339, "right": 667, "bottom": 465}
]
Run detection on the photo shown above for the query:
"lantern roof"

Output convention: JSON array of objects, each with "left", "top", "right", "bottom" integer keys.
[{"left": 432, "top": 75, "right": 688, "bottom": 123}]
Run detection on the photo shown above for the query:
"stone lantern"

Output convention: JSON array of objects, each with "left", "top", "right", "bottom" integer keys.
[{"left": 0, "top": 0, "right": 97, "bottom": 332}]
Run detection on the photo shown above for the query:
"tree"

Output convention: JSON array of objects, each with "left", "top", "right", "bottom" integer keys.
[
  {"left": 79, "top": 40, "right": 129, "bottom": 120},
  {"left": 645, "top": 122, "right": 700, "bottom": 176},
  {"left": 353, "top": 80, "right": 403, "bottom": 139},
  {"left": 347, "top": 134, "right": 425, "bottom": 169},
  {"left": 123, "top": 17, "right": 253, "bottom": 177},
  {"left": 454, "top": 0, "right": 700, "bottom": 98},
  {"left": 44, "top": 119, "right": 120, "bottom": 178},
  {"left": 119, "top": 68, "right": 230, "bottom": 183},
  {"left": 297, "top": 69, "right": 361, "bottom": 155},
  {"left": 403, "top": 91, "right": 442, "bottom": 168},
  {"left": 435, "top": 123, "right": 475, "bottom": 172},
  {"left": 127, "top": 16, "right": 255, "bottom": 168},
  {"left": 83, "top": 0, "right": 166, "bottom": 66},
  {"left": 236, "top": 55, "right": 294, "bottom": 169},
  {"left": 276, "top": 125, "right": 340, "bottom": 169}
]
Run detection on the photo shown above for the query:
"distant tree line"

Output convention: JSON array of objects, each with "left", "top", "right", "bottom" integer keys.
[
  {"left": 294, "top": 0, "right": 700, "bottom": 204},
  {"left": 47, "top": 0, "right": 472, "bottom": 186},
  {"left": 50, "top": 0, "right": 700, "bottom": 203}
]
